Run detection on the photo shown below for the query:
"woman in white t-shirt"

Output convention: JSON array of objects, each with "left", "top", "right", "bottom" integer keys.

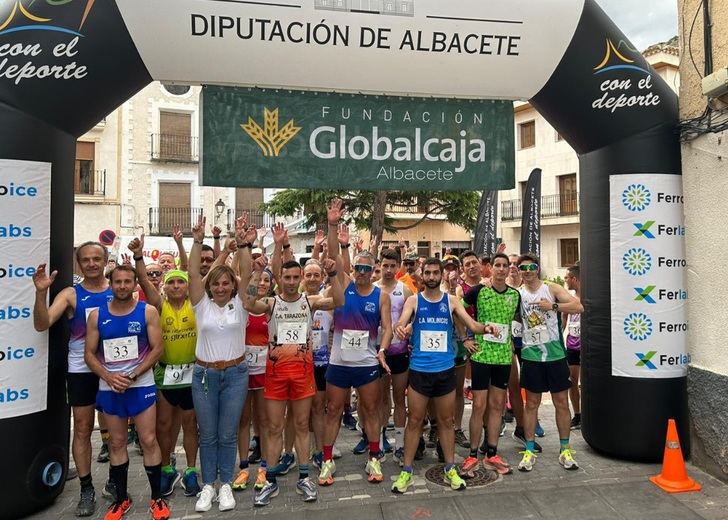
[{"left": 188, "top": 214, "right": 257, "bottom": 513}]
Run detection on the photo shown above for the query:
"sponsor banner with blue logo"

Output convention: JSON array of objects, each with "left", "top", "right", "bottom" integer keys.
[
  {"left": 609, "top": 174, "right": 687, "bottom": 378},
  {"left": 0, "top": 159, "right": 50, "bottom": 418}
]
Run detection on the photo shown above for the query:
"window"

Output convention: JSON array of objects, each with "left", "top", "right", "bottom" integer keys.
[
  {"left": 158, "top": 111, "right": 192, "bottom": 160},
  {"left": 559, "top": 174, "right": 578, "bottom": 215},
  {"left": 157, "top": 182, "right": 192, "bottom": 235},
  {"left": 75, "top": 141, "right": 94, "bottom": 195},
  {"left": 560, "top": 238, "right": 579, "bottom": 267},
  {"left": 417, "top": 241, "right": 430, "bottom": 258},
  {"left": 518, "top": 120, "right": 535, "bottom": 149}
]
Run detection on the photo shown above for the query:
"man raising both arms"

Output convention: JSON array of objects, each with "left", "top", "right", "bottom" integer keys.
[
  {"left": 391, "top": 258, "right": 496, "bottom": 494},
  {"left": 516, "top": 254, "right": 583, "bottom": 472},
  {"left": 33, "top": 242, "right": 113, "bottom": 517}
]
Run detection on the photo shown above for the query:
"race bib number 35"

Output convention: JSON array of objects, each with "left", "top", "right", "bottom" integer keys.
[
  {"left": 420, "top": 331, "right": 448, "bottom": 353},
  {"left": 277, "top": 322, "right": 308, "bottom": 345},
  {"left": 103, "top": 336, "right": 139, "bottom": 363},
  {"left": 163, "top": 363, "right": 194, "bottom": 386}
]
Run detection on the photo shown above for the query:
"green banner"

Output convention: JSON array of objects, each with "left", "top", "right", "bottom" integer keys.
[{"left": 201, "top": 87, "right": 514, "bottom": 191}]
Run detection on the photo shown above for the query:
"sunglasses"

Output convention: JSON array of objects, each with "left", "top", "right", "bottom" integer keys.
[
  {"left": 147, "top": 271, "right": 162, "bottom": 277},
  {"left": 354, "top": 264, "right": 374, "bottom": 273},
  {"left": 200, "top": 258, "right": 214, "bottom": 263},
  {"left": 518, "top": 264, "right": 539, "bottom": 272}
]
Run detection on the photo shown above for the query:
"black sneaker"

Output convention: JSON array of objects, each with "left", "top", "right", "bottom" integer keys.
[
  {"left": 102, "top": 478, "right": 117, "bottom": 502},
  {"left": 570, "top": 414, "right": 581, "bottom": 430},
  {"left": 414, "top": 437, "right": 425, "bottom": 460},
  {"left": 248, "top": 440, "right": 262, "bottom": 464},
  {"left": 511, "top": 428, "right": 543, "bottom": 453},
  {"left": 426, "top": 427, "right": 438, "bottom": 448},
  {"left": 97, "top": 443, "right": 110, "bottom": 463},
  {"left": 503, "top": 408, "right": 515, "bottom": 423},
  {"left": 454, "top": 429, "right": 469, "bottom": 449},
  {"left": 75, "top": 487, "right": 96, "bottom": 517}
]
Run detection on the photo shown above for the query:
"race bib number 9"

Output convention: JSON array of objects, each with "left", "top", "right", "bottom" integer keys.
[
  {"left": 420, "top": 331, "right": 448, "bottom": 353},
  {"left": 523, "top": 326, "right": 549, "bottom": 346},
  {"left": 483, "top": 322, "right": 508, "bottom": 344},
  {"left": 277, "top": 322, "right": 308, "bottom": 345},
  {"left": 163, "top": 363, "right": 194, "bottom": 386},
  {"left": 103, "top": 336, "right": 139, "bottom": 363}
]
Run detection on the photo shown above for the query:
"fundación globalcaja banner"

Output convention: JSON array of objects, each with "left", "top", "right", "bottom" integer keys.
[
  {"left": 0, "top": 159, "right": 50, "bottom": 418},
  {"left": 201, "top": 87, "right": 514, "bottom": 191},
  {"left": 609, "top": 174, "right": 687, "bottom": 378}
]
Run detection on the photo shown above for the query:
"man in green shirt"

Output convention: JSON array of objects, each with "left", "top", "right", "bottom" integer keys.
[{"left": 460, "top": 253, "right": 521, "bottom": 476}]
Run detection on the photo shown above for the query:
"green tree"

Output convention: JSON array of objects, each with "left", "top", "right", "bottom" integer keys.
[{"left": 261, "top": 189, "right": 480, "bottom": 244}]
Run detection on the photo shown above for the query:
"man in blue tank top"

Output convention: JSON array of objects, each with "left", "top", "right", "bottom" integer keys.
[
  {"left": 390, "top": 258, "right": 496, "bottom": 494},
  {"left": 33, "top": 241, "right": 113, "bottom": 517},
  {"left": 84, "top": 265, "right": 168, "bottom": 520}
]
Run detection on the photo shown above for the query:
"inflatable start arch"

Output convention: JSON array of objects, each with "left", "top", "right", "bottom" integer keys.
[{"left": 0, "top": 1, "right": 688, "bottom": 517}]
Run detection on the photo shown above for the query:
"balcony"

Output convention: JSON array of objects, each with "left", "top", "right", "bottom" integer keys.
[
  {"left": 226, "top": 209, "right": 269, "bottom": 232},
  {"left": 386, "top": 201, "right": 440, "bottom": 215},
  {"left": 501, "top": 192, "right": 579, "bottom": 221},
  {"left": 150, "top": 134, "right": 199, "bottom": 162},
  {"left": 148, "top": 207, "right": 203, "bottom": 235},
  {"left": 75, "top": 169, "right": 106, "bottom": 197}
]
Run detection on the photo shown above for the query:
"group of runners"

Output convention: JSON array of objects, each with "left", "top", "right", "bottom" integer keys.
[{"left": 32, "top": 199, "right": 584, "bottom": 520}]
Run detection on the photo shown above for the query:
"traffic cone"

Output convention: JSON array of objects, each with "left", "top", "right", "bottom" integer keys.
[{"left": 649, "top": 418, "right": 701, "bottom": 493}]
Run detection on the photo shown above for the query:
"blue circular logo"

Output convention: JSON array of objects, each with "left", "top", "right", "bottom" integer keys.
[
  {"left": 622, "top": 248, "right": 652, "bottom": 276},
  {"left": 623, "top": 313, "right": 653, "bottom": 341},
  {"left": 622, "top": 184, "right": 652, "bottom": 212}
]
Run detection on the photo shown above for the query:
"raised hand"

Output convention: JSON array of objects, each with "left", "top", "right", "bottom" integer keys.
[
  {"left": 172, "top": 224, "right": 184, "bottom": 244},
  {"left": 225, "top": 237, "right": 238, "bottom": 253},
  {"left": 314, "top": 229, "right": 326, "bottom": 246},
  {"left": 242, "top": 224, "right": 258, "bottom": 245},
  {"left": 496, "top": 242, "right": 507, "bottom": 254},
  {"left": 322, "top": 257, "right": 336, "bottom": 275},
  {"left": 120, "top": 253, "right": 132, "bottom": 266},
  {"left": 337, "top": 223, "right": 349, "bottom": 245},
  {"left": 192, "top": 214, "right": 206, "bottom": 242},
  {"left": 327, "top": 198, "right": 345, "bottom": 224},
  {"left": 235, "top": 211, "right": 249, "bottom": 233},
  {"left": 32, "top": 263, "right": 57, "bottom": 292},
  {"left": 211, "top": 225, "right": 223, "bottom": 238},
  {"left": 397, "top": 235, "right": 407, "bottom": 249},
  {"left": 253, "top": 255, "right": 268, "bottom": 272},
  {"left": 257, "top": 227, "right": 267, "bottom": 240},
  {"left": 354, "top": 236, "right": 364, "bottom": 253},
  {"left": 271, "top": 222, "right": 287, "bottom": 245},
  {"left": 127, "top": 234, "right": 145, "bottom": 257}
]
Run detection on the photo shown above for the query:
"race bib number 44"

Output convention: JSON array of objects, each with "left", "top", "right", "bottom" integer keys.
[
  {"left": 420, "top": 331, "right": 447, "bottom": 353},
  {"left": 342, "top": 329, "right": 369, "bottom": 350},
  {"left": 103, "top": 336, "right": 139, "bottom": 363},
  {"left": 163, "top": 363, "right": 194, "bottom": 386},
  {"left": 277, "top": 322, "right": 308, "bottom": 345}
]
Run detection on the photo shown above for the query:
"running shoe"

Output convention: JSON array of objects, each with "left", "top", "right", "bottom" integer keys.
[
  {"left": 332, "top": 445, "right": 342, "bottom": 459},
  {"left": 232, "top": 468, "right": 249, "bottom": 490},
  {"left": 414, "top": 437, "right": 425, "bottom": 460},
  {"left": 426, "top": 427, "right": 438, "bottom": 448},
  {"left": 460, "top": 456, "right": 479, "bottom": 478},
  {"left": 342, "top": 411, "right": 358, "bottom": 430},
  {"left": 484, "top": 454, "right": 512, "bottom": 475},
  {"left": 181, "top": 469, "right": 201, "bottom": 497},
  {"left": 512, "top": 428, "right": 543, "bottom": 453},
  {"left": 559, "top": 449, "right": 579, "bottom": 470},
  {"left": 517, "top": 450, "right": 537, "bottom": 472},
  {"left": 217, "top": 483, "right": 235, "bottom": 512},
  {"left": 570, "top": 415, "right": 581, "bottom": 430},
  {"left": 391, "top": 470, "right": 412, "bottom": 494},
  {"left": 253, "top": 481, "right": 279, "bottom": 507},
  {"left": 352, "top": 436, "right": 368, "bottom": 455},
  {"left": 160, "top": 469, "right": 180, "bottom": 497},
  {"left": 102, "top": 479, "right": 117, "bottom": 502},
  {"left": 104, "top": 498, "right": 132, "bottom": 520},
  {"left": 271, "top": 452, "right": 296, "bottom": 475},
  {"left": 503, "top": 408, "right": 515, "bottom": 423},
  {"left": 382, "top": 435, "right": 393, "bottom": 453},
  {"left": 394, "top": 447, "right": 405, "bottom": 467},
  {"left": 365, "top": 457, "right": 384, "bottom": 483},
  {"left": 248, "top": 441, "right": 262, "bottom": 464},
  {"left": 318, "top": 460, "right": 336, "bottom": 486},
  {"left": 535, "top": 421, "right": 545, "bottom": 438},
  {"left": 454, "top": 429, "right": 469, "bottom": 448},
  {"left": 195, "top": 485, "right": 216, "bottom": 512},
  {"left": 149, "top": 498, "right": 170, "bottom": 520},
  {"left": 296, "top": 476, "right": 318, "bottom": 502},
  {"left": 76, "top": 487, "right": 96, "bottom": 517},
  {"left": 464, "top": 386, "right": 474, "bottom": 402},
  {"left": 500, "top": 417, "right": 507, "bottom": 437},
  {"left": 443, "top": 466, "right": 466, "bottom": 491},
  {"left": 254, "top": 467, "right": 267, "bottom": 490},
  {"left": 376, "top": 449, "right": 387, "bottom": 463},
  {"left": 97, "top": 443, "right": 110, "bottom": 463},
  {"left": 311, "top": 451, "right": 323, "bottom": 469}
]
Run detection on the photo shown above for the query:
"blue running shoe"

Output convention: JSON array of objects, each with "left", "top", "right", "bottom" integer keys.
[
  {"left": 342, "top": 412, "right": 358, "bottom": 431},
  {"left": 160, "top": 469, "right": 181, "bottom": 497},
  {"left": 382, "top": 435, "right": 393, "bottom": 454},
  {"left": 270, "top": 452, "right": 296, "bottom": 475},
  {"left": 181, "top": 469, "right": 201, "bottom": 497},
  {"left": 352, "top": 436, "right": 369, "bottom": 455},
  {"left": 535, "top": 421, "right": 545, "bottom": 438},
  {"left": 311, "top": 451, "right": 323, "bottom": 470}
]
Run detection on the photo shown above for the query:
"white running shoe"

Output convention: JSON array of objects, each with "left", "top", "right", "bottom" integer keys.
[{"left": 195, "top": 484, "right": 216, "bottom": 512}]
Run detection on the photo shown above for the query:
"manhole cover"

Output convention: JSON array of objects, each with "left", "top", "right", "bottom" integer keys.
[{"left": 424, "top": 464, "right": 500, "bottom": 488}]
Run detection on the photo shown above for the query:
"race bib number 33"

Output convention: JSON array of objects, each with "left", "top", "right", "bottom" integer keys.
[{"left": 103, "top": 336, "right": 139, "bottom": 362}]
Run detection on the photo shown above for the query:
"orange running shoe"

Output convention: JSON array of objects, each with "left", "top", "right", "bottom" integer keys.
[
  {"left": 104, "top": 498, "right": 132, "bottom": 520},
  {"left": 484, "top": 454, "right": 512, "bottom": 475},
  {"left": 460, "top": 456, "right": 479, "bottom": 478},
  {"left": 149, "top": 498, "right": 170, "bottom": 520},
  {"left": 254, "top": 467, "right": 267, "bottom": 490}
]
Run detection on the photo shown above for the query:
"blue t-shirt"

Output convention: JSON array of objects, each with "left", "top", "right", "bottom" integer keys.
[{"left": 410, "top": 292, "right": 455, "bottom": 373}]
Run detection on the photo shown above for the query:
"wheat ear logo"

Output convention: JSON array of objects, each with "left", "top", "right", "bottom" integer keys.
[{"left": 241, "top": 107, "right": 301, "bottom": 157}]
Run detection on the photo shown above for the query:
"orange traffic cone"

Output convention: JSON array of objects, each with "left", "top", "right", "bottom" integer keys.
[{"left": 649, "top": 418, "right": 701, "bottom": 493}]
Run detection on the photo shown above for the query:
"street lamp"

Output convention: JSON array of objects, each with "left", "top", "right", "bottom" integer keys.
[{"left": 215, "top": 198, "right": 226, "bottom": 223}]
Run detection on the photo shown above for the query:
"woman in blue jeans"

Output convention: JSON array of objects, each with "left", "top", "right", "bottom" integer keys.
[{"left": 189, "top": 213, "right": 258, "bottom": 513}]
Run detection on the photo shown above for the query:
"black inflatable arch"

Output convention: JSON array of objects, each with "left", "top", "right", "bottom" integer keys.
[{"left": 0, "top": 1, "right": 686, "bottom": 517}]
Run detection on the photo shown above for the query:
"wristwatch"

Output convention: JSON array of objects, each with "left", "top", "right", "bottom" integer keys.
[
  {"left": 127, "top": 371, "right": 138, "bottom": 382},
  {"left": 552, "top": 302, "right": 559, "bottom": 311}
]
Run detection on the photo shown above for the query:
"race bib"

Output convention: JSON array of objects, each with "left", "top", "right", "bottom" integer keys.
[
  {"left": 482, "top": 322, "right": 509, "bottom": 344},
  {"left": 420, "top": 330, "right": 448, "bottom": 353},
  {"left": 312, "top": 330, "right": 324, "bottom": 347},
  {"left": 342, "top": 329, "right": 369, "bottom": 351},
  {"left": 163, "top": 363, "right": 194, "bottom": 385},
  {"left": 511, "top": 321, "right": 523, "bottom": 338},
  {"left": 568, "top": 323, "right": 581, "bottom": 338},
  {"left": 245, "top": 346, "right": 267, "bottom": 367},
  {"left": 277, "top": 322, "right": 308, "bottom": 345},
  {"left": 103, "top": 336, "right": 139, "bottom": 363},
  {"left": 523, "top": 326, "right": 549, "bottom": 346},
  {"left": 85, "top": 307, "right": 99, "bottom": 321}
]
